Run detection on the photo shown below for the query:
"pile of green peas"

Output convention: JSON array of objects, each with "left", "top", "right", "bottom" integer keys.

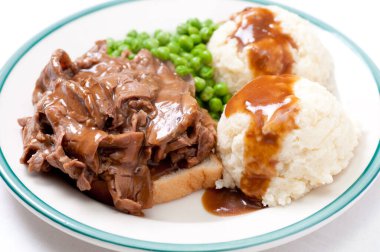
[{"left": 106, "top": 18, "right": 232, "bottom": 120}]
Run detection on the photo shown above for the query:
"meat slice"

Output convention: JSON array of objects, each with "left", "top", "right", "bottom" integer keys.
[
  {"left": 18, "top": 115, "right": 53, "bottom": 173},
  {"left": 101, "top": 132, "right": 152, "bottom": 214},
  {"left": 33, "top": 50, "right": 78, "bottom": 104}
]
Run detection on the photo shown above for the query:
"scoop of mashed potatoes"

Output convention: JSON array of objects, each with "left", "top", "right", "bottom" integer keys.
[
  {"left": 208, "top": 6, "right": 335, "bottom": 94},
  {"left": 216, "top": 76, "right": 359, "bottom": 207}
]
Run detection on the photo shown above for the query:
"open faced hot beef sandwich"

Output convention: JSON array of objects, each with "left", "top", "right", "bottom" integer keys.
[{"left": 18, "top": 41, "right": 222, "bottom": 216}]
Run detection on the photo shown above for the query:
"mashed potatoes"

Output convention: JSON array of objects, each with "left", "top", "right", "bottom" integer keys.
[
  {"left": 208, "top": 6, "right": 335, "bottom": 94},
  {"left": 216, "top": 76, "right": 359, "bottom": 207}
]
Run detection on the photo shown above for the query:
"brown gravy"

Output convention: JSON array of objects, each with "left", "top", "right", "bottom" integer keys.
[
  {"left": 49, "top": 169, "right": 114, "bottom": 206},
  {"left": 149, "top": 159, "right": 180, "bottom": 181},
  {"left": 202, "top": 188, "right": 265, "bottom": 216},
  {"left": 229, "top": 7, "right": 297, "bottom": 76},
  {"left": 86, "top": 180, "right": 114, "bottom": 206},
  {"left": 225, "top": 75, "right": 299, "bottom": 200}
]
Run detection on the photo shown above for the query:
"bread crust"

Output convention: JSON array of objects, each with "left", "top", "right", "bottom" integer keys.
[{"left": 152, "top": 154, "right": 223, "bottom": 204}]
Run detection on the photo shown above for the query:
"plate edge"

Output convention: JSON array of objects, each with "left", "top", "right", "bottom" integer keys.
[{"left": 0, "top": 0, "right": 380, "bottom": 251}]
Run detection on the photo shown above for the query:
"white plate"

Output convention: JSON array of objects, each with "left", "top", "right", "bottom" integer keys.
[{"left": 0, "top": 0, "right": 379, "bottom": 251}]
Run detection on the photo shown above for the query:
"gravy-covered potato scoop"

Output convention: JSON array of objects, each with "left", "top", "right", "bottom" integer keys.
[
  {"left": 208, "top": 7, "right": 335, "bottom": 94},
  {"left": 216, "top": 75, "right": 359, "bottom": 206}
]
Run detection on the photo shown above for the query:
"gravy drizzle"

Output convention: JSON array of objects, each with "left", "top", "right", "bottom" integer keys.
[
  {"left": 229, "top": 7, "right": 297, "bottom": 76},
  {"left": 225, "top": 74, "right": 299, "bottom": 200}
]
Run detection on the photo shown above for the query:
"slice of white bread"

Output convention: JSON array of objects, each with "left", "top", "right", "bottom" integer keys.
[{"left": 153, "top": 154, "right": 223, "bottom": 204}]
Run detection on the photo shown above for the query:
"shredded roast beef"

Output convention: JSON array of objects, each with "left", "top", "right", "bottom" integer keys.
[{"left": 19, "top": 41, "right": 216, "bottom": 215}]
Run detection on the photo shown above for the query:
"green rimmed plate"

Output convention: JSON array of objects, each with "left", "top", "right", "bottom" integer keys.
[{"left": 0, "top": 0, "right": 379, "bottom": 251}]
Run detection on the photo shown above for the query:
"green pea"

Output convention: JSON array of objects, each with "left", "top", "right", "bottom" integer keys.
[
  {"left": 176, "top": 23, "right": 188, "bottom": 35},
  {"left": 107, "top": 47, "right": 114, "bottom": 55},
  {"left": 154, "top": 29, "right": 163, "bottom": 37},
  {"left": 156, "top": 31, "right": 171, "bottom": 46},
  {"left": 169, "top": 53, "right": 179, "bottom": 61},
  {"left": 205, "top": 79, "right": 215, "bottom": 87},
  {"left": 143, "top": 38, "right": 159, "bottom": 50},
  {"left": 200, "top": 27, "right": 213, "bottom": 42},
  {"left": 151, "top": 48, "right": 159, "bottom": 58},
  {"left": 155, "top": 47, "right": 170, "bottom": 60},
  {"left": 125, "top": 38, "right": 141, "bottom": 53},
  {"left": 199, "top": 66, "right": 214, "bottom": 79},
  {"left": 194, "top": 43, "right": 207, "bottom": 50},
  {"left": 129, "top": 42, "right": 139, "bottom": 53},
  {"left": 188, "top": 68, "right": 195, "bottom": 75},
  {"left": 133, "top": 39, "right": 143, "bottom": 53},
  {"left": 208, "top": 97, "right": 223, "bottom": 112},
  {"left": 115, "top": 40, "right": 123, "bottom": 48},
  {"left": 190, "top": 34, "right": 202, "bottom": 45},
  {"left": 223, "top": 93, "right": 232, "bottom": 104},
  {"left": 176, "top": 65, "right": 191, "bottom": 76},
  {"left": 190, "top": 56, "right": 202, "bottom": 71},
  {"left": 200, "top": 50, "right": 212, "bottom": 65},
  {"left": 178, "top": 35, "right": 194, "bottom": 51},
  {"left": 214, "top": 82, "right": 229, "bottom": 97},
  {"left": 194, "top": 77, "right": 206, "bottom": 92},
  {"left": 139, "top": 32, "right": 150, "bottom": 40},
  {"left": 128, "top": 54, "right": 135, "bottom": 60},
  {"left": 211, "top": 23, "right": 220, "bottom": 31},
  {"left": 167, "top": 41, "right": 181, "bottom": 54},
  {"left": 188, "top": 25, "right": 199, "bottom": 35},
  {"left": 106, "top": 38, "right": 116, "bottom": 49},
  {"left": 191, "top": 47, "right": 205, "bottom": 56},
  {"left": 127, "top": 30, "right": 138, "bottom": 38},
  {"left": 171, "top": 34, "right": 180, "bottom": 42},
  {"left": 169, "top": 53, "right": 182, "bottom": 64},
  {"left": 123, "top": 36, "right": 134, "bottom": 45},
  {"left": 111, "top": 50, "right": 121, "bottom": 57},
  {"left": 187, "top": 18, "right": 202, "bottom": 29},
  {"left": 210, "top": 112, "right": 220, "bottom": 120},
  {"left": 203, "top": 19, "right": 214, "bottom": 28},
  {"left": 200, "top": 86, "right": 214, "bottom": 101},
  {"left": 169, "top": 53, "right": 185, "bottom": 65},
  {"left": 172, "top": 55, "right": 187, "bottom": 66},
  {"left": 118, "top": 44, "right": 129, "bottom": 52},
  {"left": 180, "top": 52, "right": 193, "bottom": 61}
]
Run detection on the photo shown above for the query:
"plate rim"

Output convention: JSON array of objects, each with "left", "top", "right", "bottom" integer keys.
[{"left": 0, "top": 0, "right": 379, "bottom": 251}]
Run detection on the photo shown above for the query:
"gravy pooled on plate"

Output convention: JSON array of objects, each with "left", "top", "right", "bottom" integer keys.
[{"left": 202, "top": 188, "right": 264, "bottom": 216}]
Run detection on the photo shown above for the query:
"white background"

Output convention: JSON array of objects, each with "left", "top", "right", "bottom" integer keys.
[{"left": 0, "top": 0, "right": 379, "bottom": 251}]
